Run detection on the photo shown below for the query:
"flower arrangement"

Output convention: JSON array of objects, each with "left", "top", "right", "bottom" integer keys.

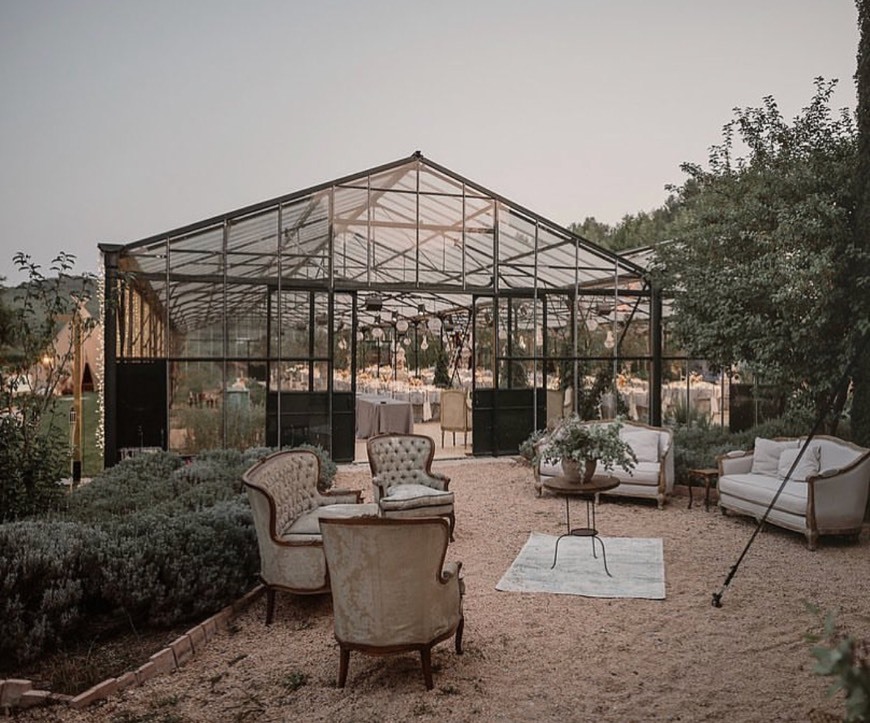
[{"left": 539, "top": 415, "right": 637, "bottom": 480}]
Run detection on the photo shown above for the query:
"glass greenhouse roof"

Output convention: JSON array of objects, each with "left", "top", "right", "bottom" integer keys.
[{"left": 108, "top": 152, "right": 647, "bottom": 334}]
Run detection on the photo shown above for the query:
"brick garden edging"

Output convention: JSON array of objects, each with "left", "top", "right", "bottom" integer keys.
[{"left": 0, "top": 585, "right": 265, "bottom": 714}]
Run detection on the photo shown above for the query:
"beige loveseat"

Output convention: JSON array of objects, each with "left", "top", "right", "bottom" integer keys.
[
  {"left": 534, "top": 421, "right": 675, "bottom": 508},
  {"left": 717, "top": 436, "right": 870, "bottom": 550}
]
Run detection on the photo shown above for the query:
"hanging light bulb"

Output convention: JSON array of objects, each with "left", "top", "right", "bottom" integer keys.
[
  {"left": 338, "top": 338, "right": 347, "bottom": 350},
  {"left": 604, "top": 330, "right": 615, "bottom": 349},
  {"left": 427, "top": 316, "right": 442, "bottom": 333},
  {"left": 403, "top": 336, "right": 411, "bottom": 346},
  {"left": 396, "top": 319, "right": 409, "bottom": 334},
  {"left": 420, "top": 336, "right": 429, "bottom": 351},
  {"left": 356, "top": 330, "right": 365, "bottom": 342},
  {"left": 585, "top": 318, "right": 599, "bottom": 332},
  {"left": 372, "top": 326, "right": 385, "bottom": 341}
]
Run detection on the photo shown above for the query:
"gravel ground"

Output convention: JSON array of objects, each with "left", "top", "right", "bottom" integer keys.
[{"left": 16, "top": 457, "right": 869, "bottom": 722}]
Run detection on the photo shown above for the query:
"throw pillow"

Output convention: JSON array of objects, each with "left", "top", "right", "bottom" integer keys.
[
  {"left": 750, "top": 437, "right": 799, "bottom": 476},
  {"left": 777, "top": 445, "right": 821, "bottom": 482},
  {"left": 620, "top": 430, "right": 660, "bottom": 463}
]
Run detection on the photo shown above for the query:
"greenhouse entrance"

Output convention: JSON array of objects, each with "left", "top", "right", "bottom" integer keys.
[{"left": 101, "top": 152, "right": 657, "bottom": 466}]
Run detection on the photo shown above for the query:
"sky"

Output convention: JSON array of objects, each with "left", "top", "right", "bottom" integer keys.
[{"left": 0, "top": 0, "right": 859, "bottom": 285}]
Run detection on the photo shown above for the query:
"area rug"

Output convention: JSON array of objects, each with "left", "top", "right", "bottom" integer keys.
[{"left": 496, "top": 533, "right": 665, "bottom": 599}]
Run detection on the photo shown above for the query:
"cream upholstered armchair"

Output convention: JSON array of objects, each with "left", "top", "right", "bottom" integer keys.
[
  {"left": 319, "top": 516, "right": 464, "bottom": 690},
  {"left": 440, "top": 388, "right": 471, "bottom": 447},
  {"left": 242, "top": 449, "right": 376, "bottom": 624},
  {"left": 367, "top": 433, "right": 455, "bottom": 540}
]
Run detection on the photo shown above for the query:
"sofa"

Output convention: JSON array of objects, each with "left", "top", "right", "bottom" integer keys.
[
  {"left": 717, "top": 436, "right": 870, "bottom": 550},
  {"left": 534, "top": 421, "right": 675, "bottom": 508}
]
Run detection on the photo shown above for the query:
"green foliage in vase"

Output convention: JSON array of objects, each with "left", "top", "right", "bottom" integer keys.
[{"left": 539, "top": 416, "right": 637, "bottom": 474}]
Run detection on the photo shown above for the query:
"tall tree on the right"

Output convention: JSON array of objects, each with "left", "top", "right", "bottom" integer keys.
[{"left": 851, "top": 0, "right": 870, "bottom": 447}]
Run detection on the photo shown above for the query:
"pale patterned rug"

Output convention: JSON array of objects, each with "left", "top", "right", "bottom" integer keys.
[{"left": 496, "top": 533, "right": 666, "bottom": 599}]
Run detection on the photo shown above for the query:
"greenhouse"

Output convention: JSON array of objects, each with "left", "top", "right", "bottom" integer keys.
[{"left": 98, "top": 151, "right": 685, "bottom": 465}]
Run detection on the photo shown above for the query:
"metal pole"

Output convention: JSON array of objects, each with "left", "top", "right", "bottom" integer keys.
[{"left": 72, "top": 306, "right": 83, "bottom": 483}]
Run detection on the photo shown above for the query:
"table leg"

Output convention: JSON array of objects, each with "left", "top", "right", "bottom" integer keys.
[
  {"left": 549, "top": 495, "right": 613, "bottom": 577},
  {"left": 704, "top": 476, "right": 713, "bottom": 511}
]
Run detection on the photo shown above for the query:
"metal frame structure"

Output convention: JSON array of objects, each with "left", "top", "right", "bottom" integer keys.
[{"left": 100, "top": 152, "right": 660, "bottom": 465}]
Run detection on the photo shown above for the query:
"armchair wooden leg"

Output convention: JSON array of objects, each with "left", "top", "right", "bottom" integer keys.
[
  {"left": 455, "top": 616, "right": 464, "bottom": 654},
  {"left": 338, "top": 647, "right": 350, "bottom": 688},
  {"left": 420, "top": 647, "right": 434, "bottom": 690},
  {"left": 265, "top": 588, "right": 276, "bottom": 626},
  {"left": 448, "top": 512, "right": 455, "bottom": 542}
]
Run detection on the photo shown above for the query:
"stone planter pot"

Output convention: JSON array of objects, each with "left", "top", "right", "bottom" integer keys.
[{"left": 561, "top": 457, "right": 597, "bottom": 483}]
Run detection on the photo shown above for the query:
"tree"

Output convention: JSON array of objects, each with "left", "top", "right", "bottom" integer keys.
[
  {"left": 570, "top": 197, "right": 686, "bottom": 252},
  {"left": 0, "top": 252, "right": 96, "bottom": 520},
  {"left": 653, "top": 79, "right": 864, "bottom": 429},
  {"left": 851, "top": 0, "right": 870, "bottom": 447}
]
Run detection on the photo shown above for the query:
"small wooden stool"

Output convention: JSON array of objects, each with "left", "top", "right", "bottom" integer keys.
[{"left": 687, "top": 467, "right": 719, "bottom": 511}]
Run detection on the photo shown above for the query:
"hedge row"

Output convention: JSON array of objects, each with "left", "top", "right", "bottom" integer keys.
[{"left": 0, "top": 444, "right": 337, "bottom": 669}]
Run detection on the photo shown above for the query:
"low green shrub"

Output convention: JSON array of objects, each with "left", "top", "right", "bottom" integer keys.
[
  {"left": 0, "top": 413, "right": 67, "bottom": 522},
  {"left": 99, "top": 498, "right": 258, "bottom": 627},
  {"left": 0, "top": 445, "right": 278, "bottom": 667},
  {"left": 0, "top": 521, "right": 107, "bottom": 667},
  {"left": 65, "top": 451, "right": 185, "bottom": 521},
  {"left": 671, "top": 411, "right": 824, "bottom": 484}
]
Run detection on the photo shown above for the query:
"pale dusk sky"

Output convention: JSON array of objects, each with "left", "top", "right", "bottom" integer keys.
[{"left": 0, "top": 0, "right": 858, "bottom": 284}]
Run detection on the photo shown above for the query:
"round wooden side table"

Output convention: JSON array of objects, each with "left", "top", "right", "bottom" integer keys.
[{"left": 687, "top": 467, "right": 719, "bottom": 511}]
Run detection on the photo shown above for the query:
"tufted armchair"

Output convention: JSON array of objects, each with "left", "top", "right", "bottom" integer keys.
[
  {"left": 242, "top": 449, "right": 377, "bottom": 624},
  {"left": 319, "top": 516, "right": 464, "bottom": 690},
  {"left": 367, "top": 433, "right": 455, "bottom": 540}
]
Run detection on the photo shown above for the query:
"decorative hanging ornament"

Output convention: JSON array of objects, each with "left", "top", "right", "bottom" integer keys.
[
  {"left": 585, "top": 318, "right": 599, "bottom": 332},
  {"left": 420, "top": 336, "right": 429, "bottom": 351},
  {"left": 403, "top": 336, "right": 412, "bottom": 346},
  {"left": 372, "top": 326, "right": 385, "bottom": 341},
  {"left": 604, "top": 330, "right": 615, "bottom": 349},
  {"left": 396, "top": 319, "right": 409, "bottom": 334}
]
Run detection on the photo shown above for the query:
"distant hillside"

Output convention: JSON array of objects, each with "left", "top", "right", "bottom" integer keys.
[{"left": 1, "top": 275, "right": 100, "bottom": 319}]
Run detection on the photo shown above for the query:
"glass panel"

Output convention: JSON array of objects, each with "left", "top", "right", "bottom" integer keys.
[
  {"left": 464, "top": 197, "right": 495, "bottom": 288},
  {"left": 271, "top": 361, "right": 310, "bottom": 392},
  {"left": 312, "top": 361, "right": 329, "bottom": 392},
  {"left": 313, "top": 294, "right": 330, "bottom": 357},
  {"left": 281, "top": 194, "right": 329, "bottom": 282},
  {"left": 473, "top": 299, "right": 494, "bottom": 389},
  {"left": 225, "top": 372, "right": 266, "bottom": 450},
  {"left": 273, "top": 290, "right": 310, "bottom": 359},
  {"left": 168, "top": 360, "right": 223, "bottom": 452},
  {"left": 333, "top": 294, "right": 353, "bottom": 391},
  {"left": 226, "top": 209, "right": 278, "bottom": 280}
]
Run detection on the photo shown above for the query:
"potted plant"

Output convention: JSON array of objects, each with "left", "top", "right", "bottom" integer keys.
[{"left": 539, "top": 415, "right": 637, "bottom": 483}]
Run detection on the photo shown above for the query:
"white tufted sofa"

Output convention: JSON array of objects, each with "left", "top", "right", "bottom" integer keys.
[
  {"left": 534, "top": 421, "right": 675, "bottom": 509},
  {"left": 367, "top": 433, "right": 455, "bottom": 540},
  {"left": 242, "top": 449, "right": 376, "bottom": 624},
  {"left": 718, "top": 435, "right": 870, "bottom": 550}
]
